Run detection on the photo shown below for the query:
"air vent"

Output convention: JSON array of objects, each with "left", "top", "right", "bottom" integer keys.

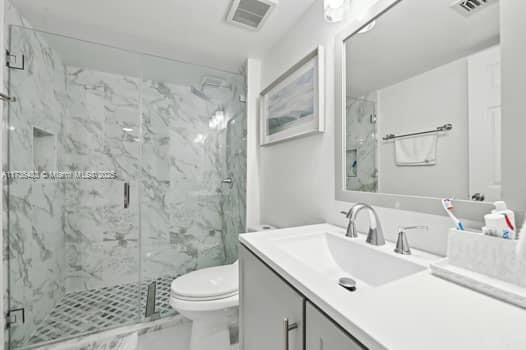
[
  {"left": 450, "top": 0, "right": 498, "bottom": 17},
  {"left": 226, "top": 0, "right": 278, "bottom": 31}
]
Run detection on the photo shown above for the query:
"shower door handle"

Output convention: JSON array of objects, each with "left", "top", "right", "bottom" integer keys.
[
  {"left": 222, "top": 176, "right": 234, "bottom": 189},
  {"left": 124, "top": 182, "right": 130, "bottom": 209}
]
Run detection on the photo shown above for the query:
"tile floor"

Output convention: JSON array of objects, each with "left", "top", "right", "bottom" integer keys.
[{"left": 29, "top": 276, "right": 177, "bottom": 345}]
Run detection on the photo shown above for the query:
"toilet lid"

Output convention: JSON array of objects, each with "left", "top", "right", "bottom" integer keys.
[{"left": 171, "top": 262, "right": 238, "bottom": 301}]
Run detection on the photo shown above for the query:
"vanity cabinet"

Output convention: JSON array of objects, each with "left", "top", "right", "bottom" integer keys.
[
  {"left": 240, "top": 246, "right": 304, "bottom": 350},
  {"left": 306, "top": 302, "right": 365, "bottom": 350},
  {"left": 240, "top": 245, "right": 367, "bottom": 350}
]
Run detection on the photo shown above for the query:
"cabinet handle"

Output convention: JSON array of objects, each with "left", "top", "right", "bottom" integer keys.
[{"left": 283, "top": 318, "right": 298, "bottom": 350}]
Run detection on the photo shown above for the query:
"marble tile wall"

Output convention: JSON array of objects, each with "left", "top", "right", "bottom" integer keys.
[
  {"left": 222, "top": 66, "right": 247, "bottom": 264},
  {"left": 4, "top": 2, "right": 246, "bottom": 347},
  {"left": 4, "top": 5, "right": 68, "bottom": 347},
  {"left": 63, "top": 67, "right": 246, "bottom": 292},
  {"left": 63, "top": 68, "right": 141, "bottom": 292},
  {"left": 140, "top": 72, "right": 246, "bottom": 282}
]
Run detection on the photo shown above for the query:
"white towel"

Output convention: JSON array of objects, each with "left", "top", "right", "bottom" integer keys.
[{"left": 394, "top": 133, "right": 437, "bottom": 166}]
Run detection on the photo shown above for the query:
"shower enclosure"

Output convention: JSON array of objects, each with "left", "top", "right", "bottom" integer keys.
[
  {"left": 4, "top": 18, "right": 246, "bottom": 350},
  {"left": 345, "top": 96, "right": 378, "bottom": 192}
]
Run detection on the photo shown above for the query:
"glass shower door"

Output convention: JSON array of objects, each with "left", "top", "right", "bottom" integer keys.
[
  {"left": 5, "top": 18, "right": 248, "bottom": 350},
  {"left": 137, "top": 53, "right": 247, "bottom": 321},
  {"left": 5, "top": 26, "right": 143, "bottom": 349}
]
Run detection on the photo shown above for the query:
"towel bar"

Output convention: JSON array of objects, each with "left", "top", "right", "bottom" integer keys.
[{"left": 383, "top": 123, "right": 452, "bottom": 141}]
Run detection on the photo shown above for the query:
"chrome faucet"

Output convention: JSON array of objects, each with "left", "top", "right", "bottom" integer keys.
[
  {"left": 394, "top": 225, "right": 428, "bottom": 255},
  {"left": 341, "top": 203, "right": 385, "bottom": 245}
]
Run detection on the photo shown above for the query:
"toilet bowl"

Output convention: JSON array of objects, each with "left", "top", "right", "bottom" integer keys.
[{"left": 170, "top": 261, "right": 238, "bottom": 350}]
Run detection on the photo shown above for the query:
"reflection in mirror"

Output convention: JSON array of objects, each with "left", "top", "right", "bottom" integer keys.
[{"left": 344, "top": 0, "right": 500, "bottom": 202}]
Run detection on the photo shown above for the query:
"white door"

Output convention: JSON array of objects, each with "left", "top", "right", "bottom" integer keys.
[{"left": 468, "top": 46, "right": 501, "bottom": 202}]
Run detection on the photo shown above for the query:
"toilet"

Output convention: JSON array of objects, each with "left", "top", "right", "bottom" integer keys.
[
  {"left": 170, "top": 261, "right": 239, "bottom": 350},
  {"left": 170, "top": 225, "right": 276, "bottom": 350}
]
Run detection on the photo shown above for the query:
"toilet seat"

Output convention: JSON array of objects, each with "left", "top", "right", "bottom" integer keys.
[
  {"left": 170, "top": 262, "right": 238, "bottom": 302},
  {"left": 170, "top": 293, "right": 239, "bottom": 312}
]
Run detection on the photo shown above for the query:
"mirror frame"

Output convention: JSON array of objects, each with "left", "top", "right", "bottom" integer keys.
[{"left": 334, "top": 0, "right": 494, "bottom": 222}]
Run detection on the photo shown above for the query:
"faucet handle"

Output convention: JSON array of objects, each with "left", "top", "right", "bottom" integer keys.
[
  {"left": 399, "top": 225, "right": 428, "bottom": 232},
  {"left": 340, "top": 210, "right": 358, "bottom": 238},
  {"left": 394, "top": 225, "right": 428, "bottom": 255}
]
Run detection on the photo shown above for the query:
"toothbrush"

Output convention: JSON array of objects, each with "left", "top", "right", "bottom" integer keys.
[
  {"left": 442, "top": 198, "right": 465, "bottom": 231},
  {"left": 502, "top": 213, "right": 515, "bottom": 232}
]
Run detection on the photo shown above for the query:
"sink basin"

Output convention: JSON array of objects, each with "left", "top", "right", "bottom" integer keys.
[{"left": 276, "top": 232, "right": 426, "bottom": 287}]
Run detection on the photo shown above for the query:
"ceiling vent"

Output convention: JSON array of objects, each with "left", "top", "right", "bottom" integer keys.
[
  {"left": 450, "top": 0, "right": 498, "bottom": 17},
  {"left": 226, "top": 0, "right": 278, "bottom": 31}
]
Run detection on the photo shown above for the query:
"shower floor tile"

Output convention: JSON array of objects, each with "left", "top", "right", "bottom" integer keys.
[{"left": 28, "top": 275, "right": 177, "bottom": 345}]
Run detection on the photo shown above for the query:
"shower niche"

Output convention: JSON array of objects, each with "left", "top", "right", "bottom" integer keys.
[{"left": 32, "top": 127, "right": 56, "bottom": 172}]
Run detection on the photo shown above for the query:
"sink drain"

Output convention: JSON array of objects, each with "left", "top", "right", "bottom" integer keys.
[{"left": 338, "top": 277, "right": 357, "bottom": 292}]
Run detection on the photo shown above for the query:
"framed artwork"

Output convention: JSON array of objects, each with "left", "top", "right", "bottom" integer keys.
[{"left": 259, "top": 46, "right": 325, "bottom": 146}]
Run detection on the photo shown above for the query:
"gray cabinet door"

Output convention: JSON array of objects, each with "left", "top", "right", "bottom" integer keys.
[
  {"left": 306, "top": 301, "right": 366, "bottom": 350},
  {"left": 240, "top": 245, "right": 304, "bottom": 350}
]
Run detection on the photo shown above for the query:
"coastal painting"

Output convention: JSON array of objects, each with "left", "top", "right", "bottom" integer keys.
[
  {"left": 267, "top": 67, "right": 315, "bottom": 135},
  {"left": 260, "top": 47, "right": 324, "bottom": 145}
]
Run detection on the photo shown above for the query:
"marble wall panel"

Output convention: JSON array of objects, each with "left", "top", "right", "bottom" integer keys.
[
  {"left": 4, "top": 3, "right": 247, "bottom": 345},
  {"left": 5, "top": 5, "right": 68, "bottom": 345},
  {"left": 63, "top": 68, "right": 141, "bottom": 292},
  {"left": 63, "top": 68, "right": 246, "bottom": 294}
]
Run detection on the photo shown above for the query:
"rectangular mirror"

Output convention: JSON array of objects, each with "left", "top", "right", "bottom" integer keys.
[
  {"left": 345, "top": 0, "right": 500, "bottom": 201},
  {"left": 336, "top": 0, "right": 501, "bottom": 217}
]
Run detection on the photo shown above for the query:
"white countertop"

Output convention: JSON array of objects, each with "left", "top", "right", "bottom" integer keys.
[{"left": 240, "top": 224, "right": 526, "bottom": 350}]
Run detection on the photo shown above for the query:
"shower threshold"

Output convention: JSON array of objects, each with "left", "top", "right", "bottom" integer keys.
[{"left": 20, "top": 276, "right": 177, "bottom": 349}]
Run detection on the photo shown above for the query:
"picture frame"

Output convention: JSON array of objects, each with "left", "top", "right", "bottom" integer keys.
[{"left": 259, "top": 46, "right": 325, "bottom": 146}]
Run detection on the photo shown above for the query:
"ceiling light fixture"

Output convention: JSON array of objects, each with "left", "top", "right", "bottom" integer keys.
[{"left": 324, "top": 0, "right": 349, "bottom": 23}]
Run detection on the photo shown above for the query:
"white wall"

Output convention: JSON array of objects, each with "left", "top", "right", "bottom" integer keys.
[
  {"left": 377, "top": 57, "right": 469, "bottom": 199},
  {"left": 502, "top": 0, "right": 526, "bottom": 214},
  {"left": 255, "top": 0, "right": 482, "bottom": 256},
  {"left": 246, "top": 59, "right": 262, "bottom": 230},
  {"left": 259, "top": 0, "right": 353, "bottom": 229}
]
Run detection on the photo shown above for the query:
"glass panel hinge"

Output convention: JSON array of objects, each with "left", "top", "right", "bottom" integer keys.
[
  {"left": 6, "top": 308, "right": 25, "bottom": 327},
  {"left": 6, "top": 50, "right": 25, "bottom": 70}
]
